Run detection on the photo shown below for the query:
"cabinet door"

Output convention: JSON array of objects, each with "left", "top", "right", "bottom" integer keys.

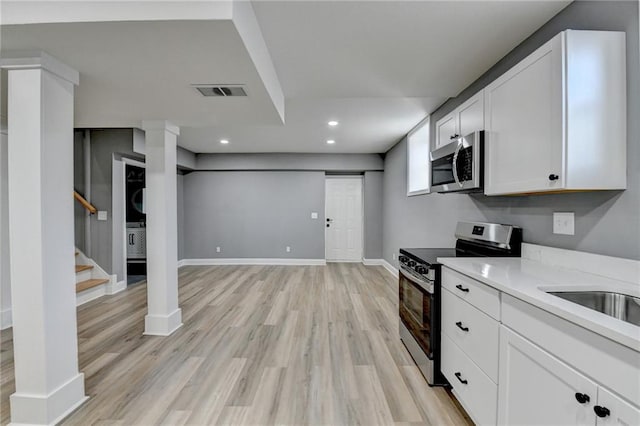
[
  {"left": 595, "top": 387, "right": 640, "bottom": 426},
  {"left": 457, "top": 91, "right": 484, "bottom": 138},
  {"left": 484, "top": 34, "right": 564, "bottom": 195},
  {"left": 498, "top": 326, "right": 597, "bottom": 426},
  {"left": 435, "top": 112, "right": 457, "bottom": 149}
]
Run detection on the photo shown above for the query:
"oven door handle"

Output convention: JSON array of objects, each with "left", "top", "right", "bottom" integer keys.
[
  {"left": 452, "top": 140, "right": 463, "bottom": 188},
  {"left": 400, "top": 267, "right": 434, "bottom": 294}
]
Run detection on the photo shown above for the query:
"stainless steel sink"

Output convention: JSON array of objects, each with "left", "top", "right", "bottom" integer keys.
[{"left": 547, "top": 291, "right": 640, "bottom": 327}]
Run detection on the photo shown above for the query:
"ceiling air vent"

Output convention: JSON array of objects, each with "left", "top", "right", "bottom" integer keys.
[{"left": 193, "top": 85, "right": 247, "bottom": 97}]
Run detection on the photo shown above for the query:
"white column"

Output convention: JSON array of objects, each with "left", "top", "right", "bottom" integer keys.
[
  {"left": 142, "top": 120, "right": 182, "bottom": 336},
  {"left": 1, "top": 52, "right": 88, "bottom": 425},
  {"left": 0, "top": 121, "right": 11, "bottom": 330}
]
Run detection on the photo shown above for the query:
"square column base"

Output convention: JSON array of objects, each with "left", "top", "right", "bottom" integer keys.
[
  {"left": 144, "top": 308, "right": 183, "bottom": 336},
  {"left": 9, "top": 373, "right": 88, "bottom": 425}
]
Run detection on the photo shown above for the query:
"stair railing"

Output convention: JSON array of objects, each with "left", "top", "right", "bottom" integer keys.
[{"left": 73, "top": 190, "right": 97, "bottom": 214}]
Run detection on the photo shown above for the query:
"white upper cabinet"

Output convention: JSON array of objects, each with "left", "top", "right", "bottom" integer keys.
[
  {"left": 484, "top": 30, "right": 627, "bottom": 195},
  {"left": 457, "top": 91, "right": 485, "bottom": 139},
  {"left": 435, "top": 112, "right": 457, "bottom": 149},
  {"left": 434, "top": 91, "right": 484, "bottom": 149}
]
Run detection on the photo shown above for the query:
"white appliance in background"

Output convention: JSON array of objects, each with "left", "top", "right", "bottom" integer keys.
[{"left": 126, "top": 226, "right": 146, "bottom": 259}]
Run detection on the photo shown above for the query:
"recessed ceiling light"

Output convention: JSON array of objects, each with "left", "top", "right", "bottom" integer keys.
[
  {"left": 326, "top": 139, "right": 335, "bottom": 144},
  {"left": 220, "top": 139, "right": 229, "bottom": 144},
  {"left": 328, "top": 120, "right": 339, "bottom": 126}
]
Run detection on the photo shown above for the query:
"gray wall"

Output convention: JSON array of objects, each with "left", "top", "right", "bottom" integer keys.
[
  {"left": 87, "top": 129, "right": 135, "bottom": 276},
  {"left": 73, "top": 131, "right": 86, "bottom": 252},
  {"left": 177, "top": 173, "right": 185, "bottom": 261},
  {"left": 183, "top": 171, "right": 326, "bottom": 259},
  {"left": 196, "top": 153, "right": 384, "bottom": 171},
  {"left": 383, "top": 0, "right": 640, "bottom": 266},
  {"left": 364, "top": 171, "right": 384, "bottom": 259}
]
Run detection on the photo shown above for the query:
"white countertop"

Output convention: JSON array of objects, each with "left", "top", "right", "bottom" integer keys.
[{"left": 437, "top": 256, "right": 640, "bottom": 352}]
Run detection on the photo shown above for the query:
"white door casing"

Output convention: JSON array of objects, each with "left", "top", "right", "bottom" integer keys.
[{"left": 325, "top": 177, "right": 363, "bottom": 262}]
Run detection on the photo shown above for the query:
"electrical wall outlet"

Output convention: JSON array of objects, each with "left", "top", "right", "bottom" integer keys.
[
  {"left": 553, "top": 212, "right": 575, "bottom": 235},
  {"left": 216, "top": 246, "right": 221, "bottom": 253},
  {"left": 97, "top": 211, "right": 108, "bottom": 221},
  {"left": 392, "top": 253, "right": 396, "bottom": 260},
  {"left": 311, "top": 212, "right": 318, "bottom": 219},
  {"left": 286, "top": 246, "right": 291, "bottom": 253}
]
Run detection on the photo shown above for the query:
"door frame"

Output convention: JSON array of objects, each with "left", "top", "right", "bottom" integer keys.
[
  {"left": 324, "top": 175, "right": 364, "bottom": 262},
  {"left": 114, "top": 157, "right": 146, "bottom": 287}
]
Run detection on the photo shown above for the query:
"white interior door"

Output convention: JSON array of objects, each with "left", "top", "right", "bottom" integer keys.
[{"left": 325, "top": 177, "right": 363, "bottom": 262}]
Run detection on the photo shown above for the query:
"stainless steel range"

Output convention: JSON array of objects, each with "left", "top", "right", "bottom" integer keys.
[{"left": 399, "top": 221, "right": 522, "bottom": 386}]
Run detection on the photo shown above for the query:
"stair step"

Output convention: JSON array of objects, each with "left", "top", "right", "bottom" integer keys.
[
  {"left": 75, "top": 265, "right": 94, "bottom": 273},
  {"left": 76, "top": 278, "right": 109, "bottom": 293}
]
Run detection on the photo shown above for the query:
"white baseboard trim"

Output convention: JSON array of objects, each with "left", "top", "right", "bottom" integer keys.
[
  {"left": 106, "top": 278, "right": 126, "bottom": 295},
  {"left": 381, "top": 259, "right": 399, "bottom": 278},
  {"left": 362, "top": 258, "right": 385, "bottom": 266},
  {"left": 9, "top": 372, "right": 88, "bottom": 425},
  {"left": 76, "top": 284, "right": 107, "bottom": 306},
  {"left": 179, "top": 258, "right": 327, "bottom": 266},
  {"left": 0, "top": 308, "right": 12, "bottom": 330},
  {"left": 144, "top": 309, "right": 183, "bottom": 336}
]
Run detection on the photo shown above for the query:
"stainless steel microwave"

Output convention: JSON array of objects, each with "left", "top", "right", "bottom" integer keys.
[{"left": 430, "top": 131, "right": 484, "bottom": 193}]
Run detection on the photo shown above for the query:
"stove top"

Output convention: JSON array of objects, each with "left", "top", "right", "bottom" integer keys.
[{"left": 399, "top": 248, "right": 457, "bottom": 267}]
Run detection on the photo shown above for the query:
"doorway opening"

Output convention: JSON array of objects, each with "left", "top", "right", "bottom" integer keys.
[
  {"left": 325, "top": 176, "right": 363, "bottom": 262},
  {"left": 125, "top": 164, "right": 146, "bottom": 285}
]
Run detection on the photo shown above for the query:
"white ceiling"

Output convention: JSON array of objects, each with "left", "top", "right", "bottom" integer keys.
[{"left": 1, "top": 1, "right": 571, "bottom": 154}]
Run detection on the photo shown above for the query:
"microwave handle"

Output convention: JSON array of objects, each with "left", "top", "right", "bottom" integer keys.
[{"left": 452, "top": 141, "right": 463, "bottom": 187}]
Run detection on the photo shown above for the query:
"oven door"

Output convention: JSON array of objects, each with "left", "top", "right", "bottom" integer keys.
[{"left": 399, "top": 267, "right": 434, "bottom": 359}]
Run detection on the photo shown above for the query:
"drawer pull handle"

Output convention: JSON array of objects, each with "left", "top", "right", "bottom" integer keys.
[
  {"left": 455, "top": 284, "right": 469, "bottom": 293},
  {"left": 455, "top": 321, "right": 469, "bottom": 332},
  {"left": 575, "top": 393, "right": 590, "bottom": 404},
  {"left": 594, "top": 406, "right": 610, "bottom": 418},
  {"left": 454, "top": 372, "right": 468, "bottom": 385}
]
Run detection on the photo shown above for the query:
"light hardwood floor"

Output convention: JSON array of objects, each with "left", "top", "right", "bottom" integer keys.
[{"left": 0, "top": 263, "right": 471, "bottom": 425}]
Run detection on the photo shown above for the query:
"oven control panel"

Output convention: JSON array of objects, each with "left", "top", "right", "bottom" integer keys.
[{"left": 399, "top": 255, "right": 436, "bottom": 282}]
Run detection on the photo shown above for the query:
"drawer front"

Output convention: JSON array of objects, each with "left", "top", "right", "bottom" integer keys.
[
  {"left": 442, "top": 288, "right": 500, "bottom": 381},
  {"left": 442, "top": 267, "right": 500, "bottom": 320},
  {"left": 442, "top": 333, "right": 498, "bottom": 425}
]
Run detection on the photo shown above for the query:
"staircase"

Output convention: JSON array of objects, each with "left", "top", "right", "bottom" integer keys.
[{"left": 74, "top": 249, "right": 120, "bottom": 305}]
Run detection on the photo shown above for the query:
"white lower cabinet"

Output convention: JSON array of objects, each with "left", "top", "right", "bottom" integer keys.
[
  {"left": 498, "top": 325, "right": 640, "bottom": 426},
  {"left": 440, "top": 267, "right": 640, "bottom": 426},
  {"left": 498, "top": 326, "right": 597, "bottom": 425},
  {"left": 441, "top": 333, "right": 498, "bottom": 425},
  {"left": 595, "top": 387, "right": 640, "bottom": 426}
]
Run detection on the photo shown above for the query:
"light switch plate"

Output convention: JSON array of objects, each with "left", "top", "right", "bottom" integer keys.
[
  {"left": 216, "top": 246, "right": 221, "bottom": 253},
  {"left": 97, "top": 211, "right": 108, "bottom": 221},
  {"left": 286, "top": 246, "right": 291, "bottom": 253},
  {"left": 311, "top": 212, "right": 318, "bottom": 219},
  {"left": 553, "top": 212, "right": 575, "bottom": 235}
]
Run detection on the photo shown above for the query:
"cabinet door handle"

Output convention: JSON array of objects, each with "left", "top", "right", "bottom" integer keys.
[
  {"left": 455, "top": 321, "right": 469, "bottom": 332},
  {"left": 574, "top": 393, "right": 590, "bottom": 404},
  {"left": 594, "top": 406, "right": 610, "bottom": 418},
  {"left": 455, "top": 284, "right": 469, "bottom": 293},
  {"left": 450, "top": 134, "right": 460, "bottom": 140},
  {"left": 454, "top": 372, "right": 468, "bottom": 385},
  {"left": 548, "top": 174, "right": 559, "bottom": 181}
]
